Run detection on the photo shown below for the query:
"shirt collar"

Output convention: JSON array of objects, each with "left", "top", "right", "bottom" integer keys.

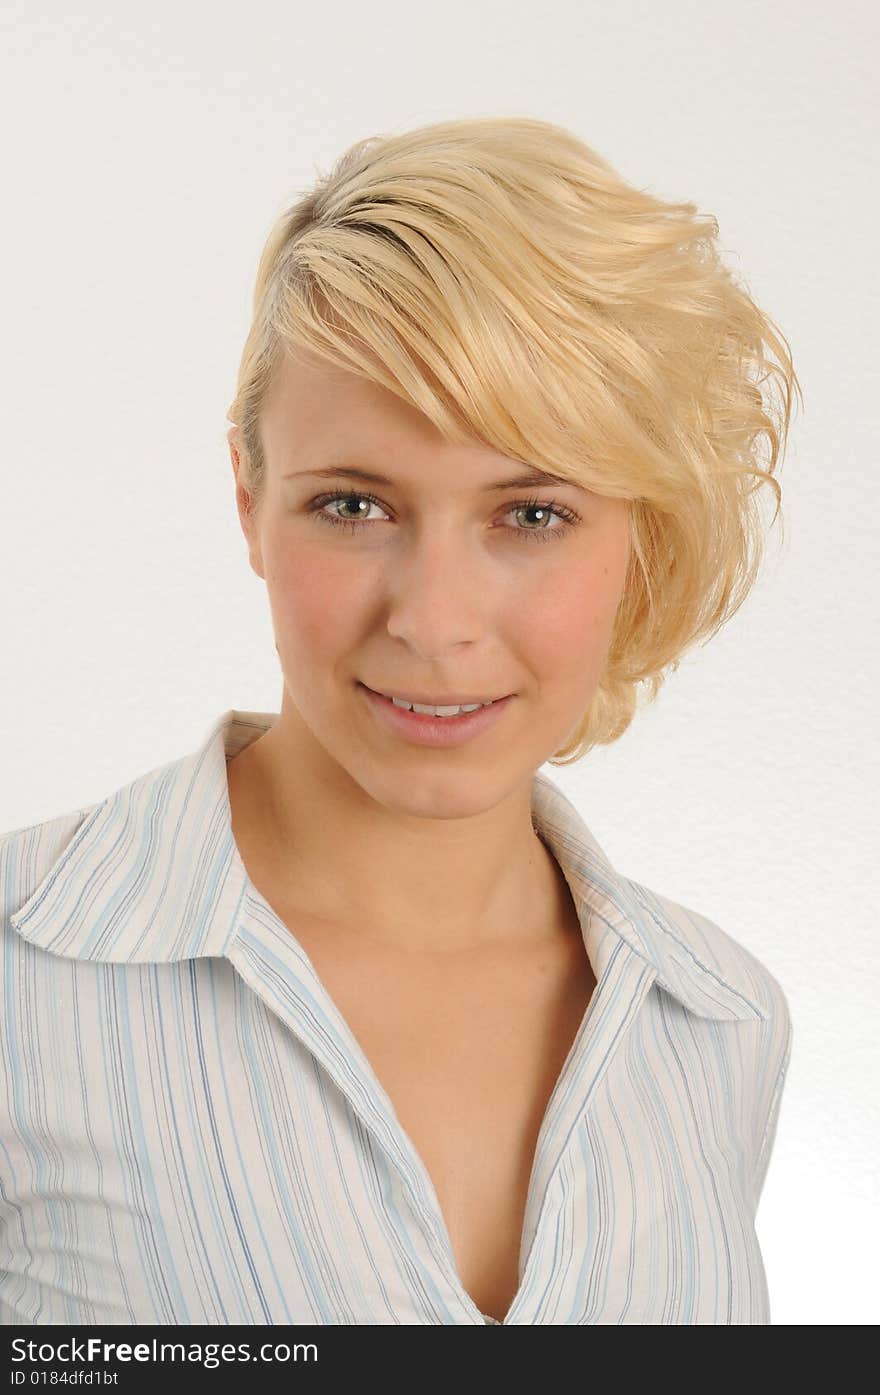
[{"left": 8, "top": 708, "right": 769, "bottom": 1022}]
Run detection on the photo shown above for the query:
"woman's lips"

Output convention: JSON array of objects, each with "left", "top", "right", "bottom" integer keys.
[{"left": 357, "top": 682, "right": 515, "bottom": 747}]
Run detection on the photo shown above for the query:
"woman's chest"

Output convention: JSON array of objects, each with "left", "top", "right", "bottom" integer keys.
[{"left": 290, "top": 923, "right": 598, "bottom": 1321}]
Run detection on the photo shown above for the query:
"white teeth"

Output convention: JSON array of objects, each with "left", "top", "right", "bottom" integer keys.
[{"left": 390, "top": 697, "right": 488, "bottom": 716}]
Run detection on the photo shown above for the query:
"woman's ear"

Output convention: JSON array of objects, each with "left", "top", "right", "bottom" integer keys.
[{"left": 227, "top": 426, "right": 265, "bottom": 580}]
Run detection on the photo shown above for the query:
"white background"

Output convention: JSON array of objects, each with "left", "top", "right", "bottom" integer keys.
[{"left": 1, "top": 0, "right": 877, "bottom": 1325}]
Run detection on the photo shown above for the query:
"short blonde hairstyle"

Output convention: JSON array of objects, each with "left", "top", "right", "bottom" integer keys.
[{"left": 226, "top": 115, "right": 802, "bottom": 764}]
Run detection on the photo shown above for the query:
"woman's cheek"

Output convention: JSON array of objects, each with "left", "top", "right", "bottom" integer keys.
[
  {"left": 520, "top": 564, "right": 618, "bottom": 675},
  {"left": 269, "top": 548, "right": 367, "bottom": 651}
]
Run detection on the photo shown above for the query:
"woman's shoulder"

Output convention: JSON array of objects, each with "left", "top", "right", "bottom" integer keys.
[
  {"left": 0, "top": 718, "right": 216, "bottom": 938},
  {"left": 1, "top": 805, "right": 98, "bottom": 964},
  {"left": 622, "top": 871, "right": 792, "bottom": 1031},
  {"left": 1, "top": 805, "right": 96, "bottom": 917},
  {"left": 1, "top": 729, "right": 237, "bottom": 968}
]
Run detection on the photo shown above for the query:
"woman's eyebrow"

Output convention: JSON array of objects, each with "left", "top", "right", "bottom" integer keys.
[{"left": 282, "top": 464, "right": 573, "bottom": 490}]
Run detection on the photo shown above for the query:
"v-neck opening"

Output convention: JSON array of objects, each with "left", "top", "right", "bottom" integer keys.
[{"left": 223, "top": 750, "right": 660, "bottom": 1326}]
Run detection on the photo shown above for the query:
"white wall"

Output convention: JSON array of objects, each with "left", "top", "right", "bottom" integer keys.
[{"left": 1, "top": 0, "right": 877, "bottom": 1325}]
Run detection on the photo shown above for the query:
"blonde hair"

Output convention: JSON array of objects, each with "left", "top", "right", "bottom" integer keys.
[{"left": 226, "top": 115, "right": 802, "bottom": 764}]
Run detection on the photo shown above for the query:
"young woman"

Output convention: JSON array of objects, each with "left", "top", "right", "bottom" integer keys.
[{"left": 1, "top": 115, "right": 799, "bottom": 1325}]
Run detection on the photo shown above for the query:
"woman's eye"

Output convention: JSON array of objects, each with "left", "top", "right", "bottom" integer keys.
[{"left": 307, "top": 491, "right": 579, "bottom": 543}]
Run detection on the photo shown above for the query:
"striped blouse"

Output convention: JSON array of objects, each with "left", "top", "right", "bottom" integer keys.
[{"left": 0, "top": 708, "right": 792, "bottom": 1325}]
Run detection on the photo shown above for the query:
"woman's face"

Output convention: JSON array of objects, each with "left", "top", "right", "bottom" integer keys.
[{"left": 229, "top": 346, "right": 632, "bottom": 815}]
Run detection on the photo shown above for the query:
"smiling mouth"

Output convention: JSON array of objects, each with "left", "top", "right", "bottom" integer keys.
[
  {"left": 357, "top": 681, "right": 515, "bottom": 740},
  {"left": 361, "top": 683, "right": 509, "bottom": 708}
]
